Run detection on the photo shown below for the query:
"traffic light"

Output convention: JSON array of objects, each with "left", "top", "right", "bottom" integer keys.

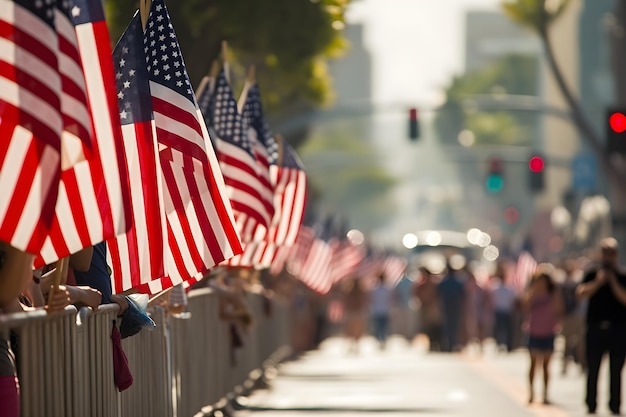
[
  {"left": 504, "top": 206, "right": 520, "bottom": 225},
  {"left": 485, "top": 156, "right": 504, "bottom": 193},
  {"left": 607, "top": 108, "right": 626, "bottom": 154},
  {"left": 528, "top": 152, "right": 545, "bottom": 192},
  {"left": 408, "top": 108, "right": 420, "bottom": 141}
]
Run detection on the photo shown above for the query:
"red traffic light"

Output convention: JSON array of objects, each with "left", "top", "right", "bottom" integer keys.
[
  {"left": 609, "top": 112, "right": 626, "bottom": 133},
  {"left": 504, "top": 206, "right": 519, "bottom": 224},
  {"left": 529, "top": 155, "right": 544, "bottom": 173},
  {"left": 488, "top": 156, "right": 503, "bottom": 174},
  {"left": 409, "top": 108, "right": 418, "bottom": 121}
]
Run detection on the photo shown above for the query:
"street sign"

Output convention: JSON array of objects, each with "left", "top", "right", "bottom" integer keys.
[{"left": 571, "top": 153, "right": 597, "bottom": 191}]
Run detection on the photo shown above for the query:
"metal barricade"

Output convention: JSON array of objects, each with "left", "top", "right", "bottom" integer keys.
[
  {"left": 119, "top": 306, "right": 171, "bottom": 417},
  {"left": 0, "top": 290, "right": 290, "bottom": 417}
]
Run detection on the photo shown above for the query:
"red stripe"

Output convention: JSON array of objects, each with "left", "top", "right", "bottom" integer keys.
[
  {"left": 107, "top": 237, "right": 126, "bottom": 293},
  {"left": 155, "top": 126, "right": 209, "bottom": 163},
  {"left": 160, "top": 156, "right": 205, "bottom": 273},
  {"left": 92, "top": 20, "right": 132, "bottom": 234},
  {"left": 202, "top": 157, "right": 242, "bottom": 256},
  {"left": 134, "top": 121, "right": 165, "bottom": 279},
  {"left": 0, "top": 20, "right": 57, "bottom": 71},
  {"left": 152, "top": 97, "right": 203, "bottom": 137},
  {"left": 184, "top": 161, "right": 226, "bottom": 268},
  {"left": 0, "top": 67, "right": 61, "bottom": 149}
]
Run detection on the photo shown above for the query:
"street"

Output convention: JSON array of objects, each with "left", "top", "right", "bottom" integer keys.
[{"left": 235, "top": 336, "right": 615, "bottom": 417}]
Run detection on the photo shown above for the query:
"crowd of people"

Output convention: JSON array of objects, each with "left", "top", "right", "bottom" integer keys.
[{"left": 292, "top": 237, "right": 626, "bottom": 415}]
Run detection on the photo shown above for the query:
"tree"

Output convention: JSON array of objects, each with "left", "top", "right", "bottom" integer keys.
[
  {"left": 502, "top": 0, "right": 610, "bottom": 166},
  {"left": 434, "top": 54, "right": 539, "bottom": 146},
  {"left": 298, "top": 124, "right": 397, "bottom": 231},
  {"left": 104, "top": 0, "right": 351, "bottom": 146}
]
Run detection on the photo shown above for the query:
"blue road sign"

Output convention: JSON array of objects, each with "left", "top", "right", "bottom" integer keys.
[{"left": 571, "top": 153, "right": 597, "bottom": 191}]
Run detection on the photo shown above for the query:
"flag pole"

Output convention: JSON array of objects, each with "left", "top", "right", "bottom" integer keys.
[
  {"left": 195, "top": 76, "right": 210, "bottom": 99},
  {"left": 275, "top": 134, "right": 285, "bottom": 166},
  {"left": 237, "top": 66, "right": 256, "bottom": 113},
  {"left": 247, "top": 65, "right": 256, "bottom": 83},
  {"left": 221, "top": 40, "right": 230, "bottom": 84},
  {"left": 205, "top": 60, "right": 221, "bottom": 96},
  {"left": 47, "top": 257, "right": 69, "bottom": 307},
  {"left": 140, "top": 0, "right": 152, "bottom": 31}
]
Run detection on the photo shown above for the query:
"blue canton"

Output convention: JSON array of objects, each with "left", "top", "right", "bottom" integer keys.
[
  {"left": 16, "top": 0, "right": 55, "bottom": 29},
  {"left": 113, "top": 14, "right": 152, "bottom": 125},
  {"left": 241, "top": 84, "right": 279, "bottom": 165},
  {"left": 143, "top": 0, "right": 195, "bottom": 105},
  {"left": 208, "top": 71, "right": 254, "bottom": 157},
  {"left": 69, "top": 0, "right": 106, "bottom": 25}
]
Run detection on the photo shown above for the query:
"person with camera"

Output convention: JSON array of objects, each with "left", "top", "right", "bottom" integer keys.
[{"left": 577, "top": 238, "right": 626, "bottom": 415}]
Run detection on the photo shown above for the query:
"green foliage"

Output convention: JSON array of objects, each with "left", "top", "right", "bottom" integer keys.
[
  {"left": 502, "top": 0, "right": 572, "bottom": 34},
  {"left": 104, "top": 0, "right": 350, "bottom": 119},
  {"left": 298, "top": 126, "right": 397, "bottom": 229},
  {"left": 434, "top": 54, "right": 540, "bottom": 146}
]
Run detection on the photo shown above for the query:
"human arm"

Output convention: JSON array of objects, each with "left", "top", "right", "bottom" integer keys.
[
  {"left": 65, "top": 286, "right": 102, "bottom": 310},
  {"left": 576, "top": 270, "right": 606, "bottom": 299},
  {"left": 0, "top": 242, "right": 35, "bottom": 309},
  {"left": 69, "top": 246, "right": 93, "bottom": 272},
  {"left": 606, "top": 271, "right": 626, "bottom": 305}
]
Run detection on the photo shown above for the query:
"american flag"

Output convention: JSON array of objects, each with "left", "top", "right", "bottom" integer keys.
[
  {"left": 329, "top": 238, "right": 365, "bottom": 284},
  {"left": 200, "top": 72, "right": 275, "bottom": 243},
  {"left": 106, "top": 12, "right": 166, "bottom": 293},
  {"left": 37, "top": 0, "right": 133, "bottom": 265},
  {"left": 382, "top": 253, "right": 408, "bottom": 287},
  {"left": 0, "top": 0, "right": 88, "bottom": 253},
  {"left": 354, "top": 246, "right": 384, "bottom": 281},
  {"left": 138, "top": 0, "right": 241, "bottom": 293},
  {"left": 223, "top": 83, "right": 307, "bottom": 269},
  {"left": 286, "top": 225, "right": 334, "bottom": 294},
  {"left": 513, "top": 251, "right": 537, "bottom": 294}
]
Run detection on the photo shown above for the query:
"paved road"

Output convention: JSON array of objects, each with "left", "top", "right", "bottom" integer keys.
[{"left": 235, "top": 336, "right": 620, "bottom": 417}]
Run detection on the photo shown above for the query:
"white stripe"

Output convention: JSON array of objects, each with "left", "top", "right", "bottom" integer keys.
[
  {"left": 154, "top": 110, "right": 206, "bottom": 154},
  {"left": 162, "top": 160, "right": 203, "bottom": 281},
  {"left": 12, "top": 142, "right": 59, "bottom": 248},
  {"left": 56, "top": 9, "right": 91, "bottom": 142},
  {"left": 0, "top": 37, "right": 59, "bottom": 97},
  {"left": 38, "top": 236, "right": 58, "bottom": 264},
  {"left": 0, "top": 3, "right": 58, "bottom": 52},
  {"left": 125, "top": 126, "right": 150, "bottom": 278},
  {"left": 0, "top": 126, "right": 31, "bottom": 222},
  {"left": 50, "top": 180, "right": 83, "bottom": 256},
  {"left": 77, "top": 24, "right": 126, "bottom": 233},
  {"left": 60, "top": 130, "right": 86, "bottom": 169},
  {"left": 0, "top": 77, "right": 62, "bottom": 135}
]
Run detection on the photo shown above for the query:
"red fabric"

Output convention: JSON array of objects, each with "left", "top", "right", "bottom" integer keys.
[
  {"left": 0, "top": 375, "right": 20, "bottom": 417},
  {"left": 111, "top": 326, "right": 133, "bottom": 392}
]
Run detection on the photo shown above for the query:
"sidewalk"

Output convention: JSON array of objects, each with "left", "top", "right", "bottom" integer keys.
[{"left": 234, "top": 336, "right": 618, "bottom": 417}]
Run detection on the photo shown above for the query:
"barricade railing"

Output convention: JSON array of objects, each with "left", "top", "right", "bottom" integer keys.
[{"left": 0, "top": 288, "right": 290, "bottom": 417}]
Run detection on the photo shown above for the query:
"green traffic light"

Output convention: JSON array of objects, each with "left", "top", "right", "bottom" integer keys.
[{"left": 486, "top": 174, "right": 504, "bottom": 193}]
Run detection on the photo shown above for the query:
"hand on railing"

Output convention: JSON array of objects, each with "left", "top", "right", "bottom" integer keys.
[
  {"left": 66, "top": 286, "right": 102, "bottom": 310},
  {"left": 46, "top": 285, "right": 71, "bottom": 313}
]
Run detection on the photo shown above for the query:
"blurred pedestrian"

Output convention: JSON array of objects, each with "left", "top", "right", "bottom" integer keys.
[
  {"left": 491, "top": 262, "right": 517, "bottom": 353},
  {"left": 577, "top": 238, "right": 626, "bottom": 415},
  {"left": 342, "top": 278, "right": 369, "bottom": 354},
  {"left": 559, "top": 259, "right": 585, "bottom": 375},
  {"left": 437, "top": 260, "right": 465, "bottom": 353},
  {"left": 462, "top": 264, "right": 487, "bottom": 350},
  {"left": 414, "top": 266, "right": 442, "bottom": 351},
  {"left": 370, "top": 273, "right": 393, "bottom": 349},
  {"left": 521, "top": 267, "right": 563, "bottom": 405}
]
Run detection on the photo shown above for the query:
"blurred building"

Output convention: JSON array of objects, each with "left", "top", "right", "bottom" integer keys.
[
  {"left": 329, "top": 24, "right": 372, "bottom": 106},
  {"left": 465, "top": 11, "right": 541, "bottom": 72},
  {"left": 534, "top": 0, "right": 615, "bottom": 257}
]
